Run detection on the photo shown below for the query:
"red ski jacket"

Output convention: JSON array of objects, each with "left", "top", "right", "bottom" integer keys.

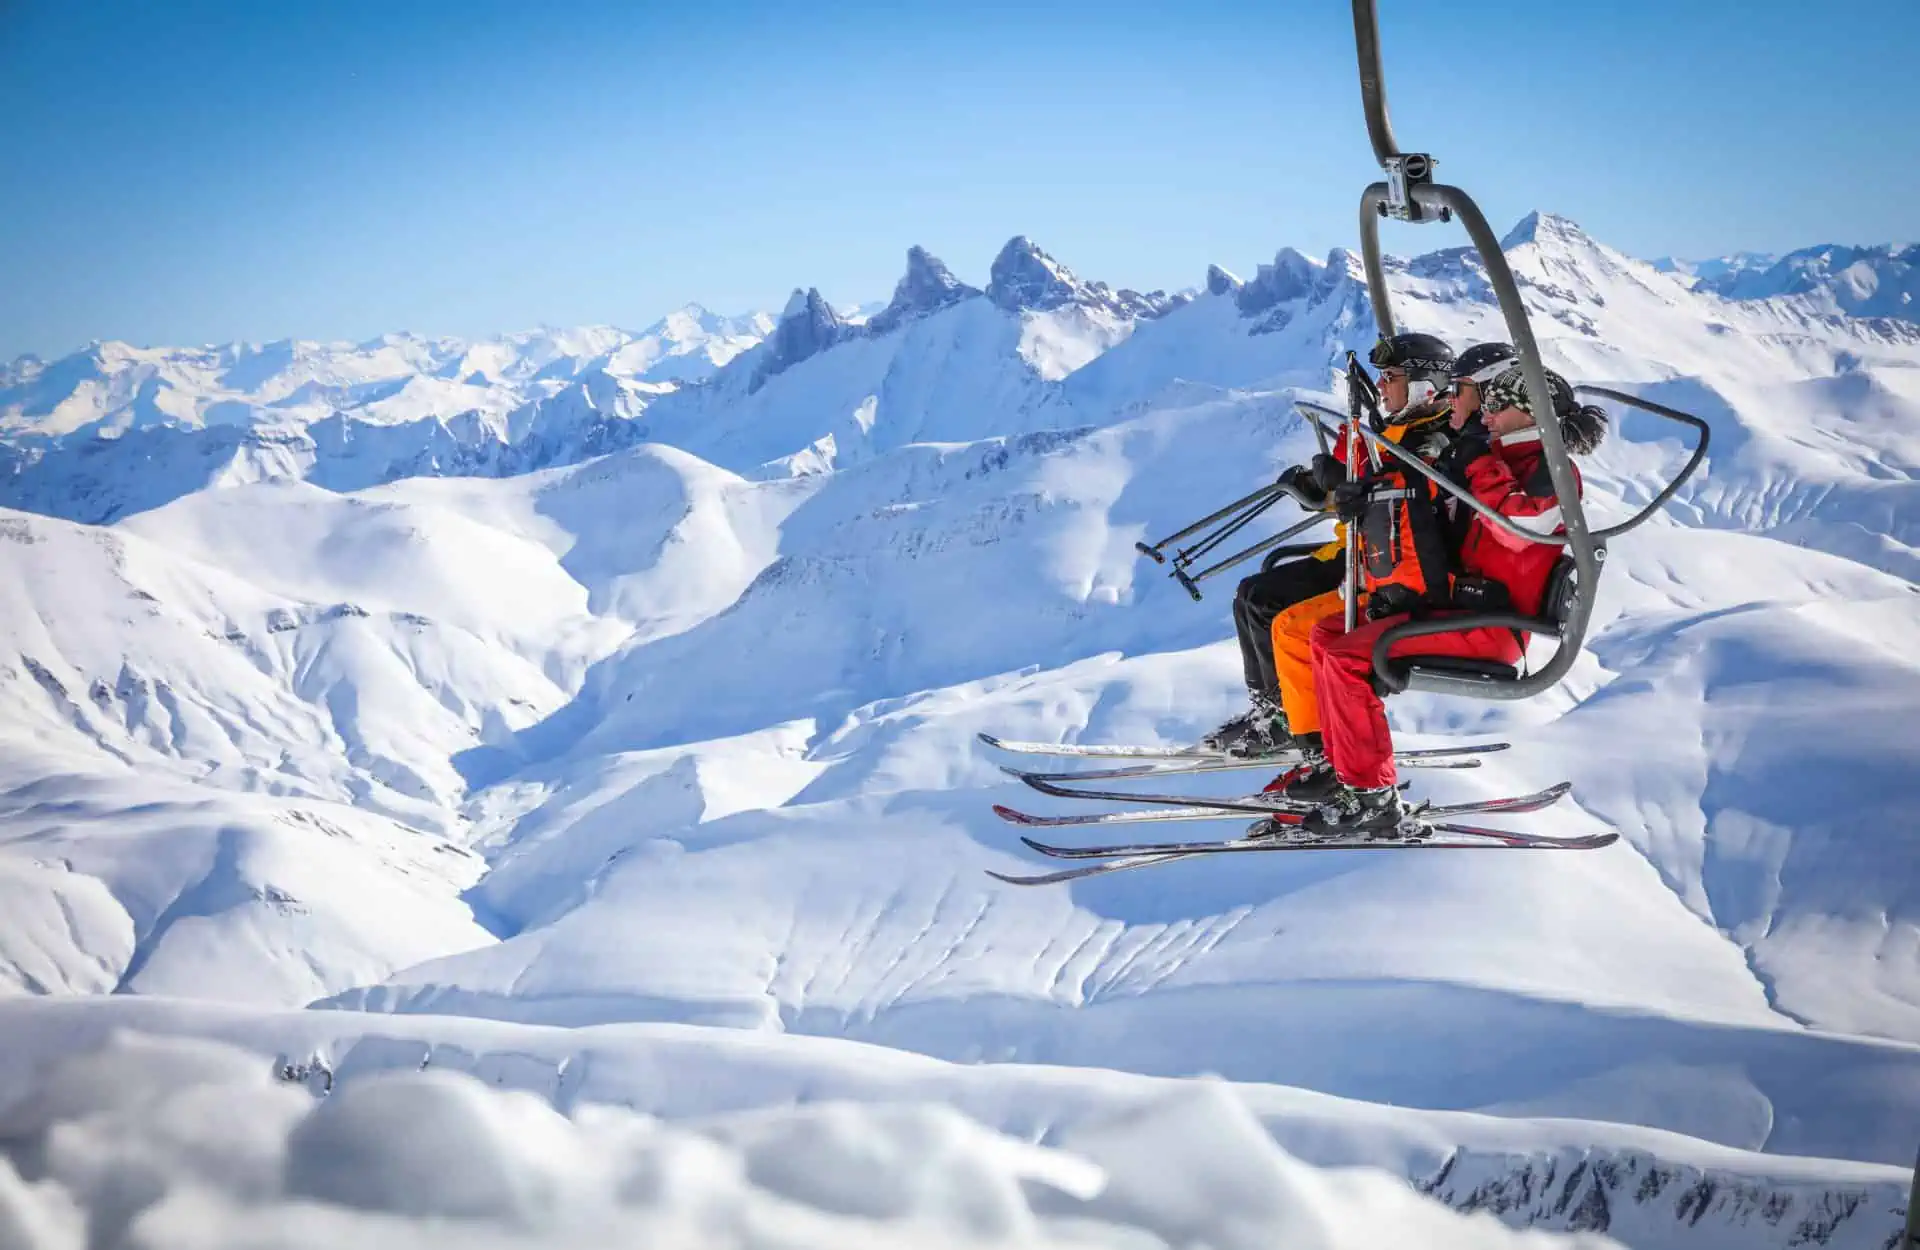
[{"left": 1456, "top": 428, "right": 1581, "bottom": 618}]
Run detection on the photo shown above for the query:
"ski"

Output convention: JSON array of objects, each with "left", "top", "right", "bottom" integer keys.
[
  {"left": 1016, "top": 785, "right": 1572, "bottom": 855},
  {"left": 995, "top": 741, "right": 1502, "bottom": 784},
  {"left": 1011, "top": 776, "right": 1571, "bottom": 819},
  {"left": 977, "top": 732, "right": 1510, "bottom": 765},
  {"left": 993, "top": 780, "right": 1412, "bottom": 829},
  {"left": 993, "top": 801, "right": 1299, "bottom": 829},
  {"left": 986, "top": 824, "right": 1618, "bottom": 887},
  {"left": 977, "top": 733, "right": 1214, "bottom": 760}
]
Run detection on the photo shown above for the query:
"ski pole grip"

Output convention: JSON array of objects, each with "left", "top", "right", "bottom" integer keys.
[
  {"left": 1174, "top": 569, "right": 1204, "bottom": 602},
  {"left": 1135, "top": 541, "right": 1167, "bottom": 565}
]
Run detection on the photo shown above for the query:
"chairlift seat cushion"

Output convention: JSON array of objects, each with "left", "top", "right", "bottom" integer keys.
[{"left": 1387, "top": 655, "right": 1521, "bottom": 683}]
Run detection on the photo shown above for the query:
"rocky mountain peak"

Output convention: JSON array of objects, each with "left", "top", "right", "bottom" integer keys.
[
  {"left": 987, "top": 237, "right": 1088, "bottom": 313},
  {"left": 751, "top": 289, "right": 847, "bottom": 391},
  {"left": 1500, "top": 211, "right": 1597, "bottom": 253},
  {"left": 866, "top": 247, "right": 982, "bottom": 335}
]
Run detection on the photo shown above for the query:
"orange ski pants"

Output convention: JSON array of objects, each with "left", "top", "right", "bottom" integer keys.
[{"left": 1269, "top": 587, "right": 1345, "bottom": 737}]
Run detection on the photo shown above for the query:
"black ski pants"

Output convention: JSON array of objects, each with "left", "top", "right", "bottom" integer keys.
[{"left": 1232, "top": 554, "right": 1344, "bottom": 697}]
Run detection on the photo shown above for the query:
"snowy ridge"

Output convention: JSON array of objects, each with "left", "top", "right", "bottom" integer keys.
[{"left": 1696, "top": 242, "right": 1919, "bottom": 320}]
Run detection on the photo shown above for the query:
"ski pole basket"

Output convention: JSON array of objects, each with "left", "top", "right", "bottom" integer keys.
[{"left": 1343, "top": 0, "right": 1710, "bottom": 700}]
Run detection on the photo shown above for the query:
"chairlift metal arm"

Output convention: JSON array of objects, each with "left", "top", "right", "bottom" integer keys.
[
  {"left": 1576, "top": 386, "right": 1713, "bottom": 541},
  {"left": 1347, "top": 0, "right": 1604, "bottom": 685},
  {"left": 1350, "top": 0, "right": 1398, "bottom": 165},
  {"left": 1359, "top": 181, "right": 1598, "bottom": 557}
]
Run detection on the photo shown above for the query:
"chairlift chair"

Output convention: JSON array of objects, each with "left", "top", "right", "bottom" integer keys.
[{"left": 1344, "top": 0, "right": 1710, "bottom": 700}]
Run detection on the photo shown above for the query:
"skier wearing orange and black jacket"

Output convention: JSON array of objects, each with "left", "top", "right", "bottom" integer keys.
[
  {"left": 1253, "top": 337, "right": 1457, "bottom": 758},
  {"left": 1202, "top": 333, "right": 1456, "bottom": 758}
]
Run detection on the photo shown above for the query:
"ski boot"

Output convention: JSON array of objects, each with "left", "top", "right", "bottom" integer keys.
[
  {"left": 1265, "top": 735, "right": 1339, "bottom": 804},
  {"left": 1301, "top": 783, "right": 1424, "bottom": 842},
  {"left": 1199, "top": 691, "right": 1288, "bottom": 758}
]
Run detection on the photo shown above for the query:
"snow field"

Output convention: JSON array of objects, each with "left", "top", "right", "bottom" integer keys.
[
  {"left": 0, "top": 1010, "right": 1908, "bottom": 1249},
  {"left": 0, "top": 1029, "right": 1629, "bottom": 1250}
]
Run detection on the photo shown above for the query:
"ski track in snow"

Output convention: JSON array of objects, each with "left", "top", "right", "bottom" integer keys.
[{"left": 1, "top": 216, "right": 1919, "bottom": 1247}]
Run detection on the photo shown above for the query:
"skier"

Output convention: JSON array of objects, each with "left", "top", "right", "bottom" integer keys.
[
  {"left": 1201, "top": 332, "right": 1456, "bottom": 756},
  {"left": 1279, "top": 363, "right": 1609, "bottom": 838},
  {"left": 1435, "top": 343, "right": 1517, "bottom": 551},
  {"left": 1248, "top": 335, "right": 1461, "bottom": 763},
  {"left": 1444, "top": 342, "right": 1515, "bottom": 432}
]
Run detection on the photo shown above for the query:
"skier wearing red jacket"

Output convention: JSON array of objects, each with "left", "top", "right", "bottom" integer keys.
[{"left": 1279, "top": 364, "right": 1610, "bottom": 838}]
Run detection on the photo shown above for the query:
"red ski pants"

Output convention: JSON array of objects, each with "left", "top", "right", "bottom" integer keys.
[{"left": 1309, "top": 611, "right": 1524, "bottom": 790}]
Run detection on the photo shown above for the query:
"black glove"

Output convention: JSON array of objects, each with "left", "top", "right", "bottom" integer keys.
[
  {"left": 1276, "top": 464, "right": 1326, "bottom": 506},
  {"left": 1309, "top": 452, "right": 1346, "bottom": 493},
  {"left": 1366, "top": 583, "right": 1423, "bottom": 621},
  {"left": 1332, "top": 479, "right": 1371, "bottom": 522}
]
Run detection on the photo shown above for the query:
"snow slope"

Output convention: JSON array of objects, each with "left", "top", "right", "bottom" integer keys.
[
  {"left": 2, "top": 213, "right": 1918, "bottom": 1246},
  {"left": 0, "top": 1004, "right": 1907, "bottom": 1249}
]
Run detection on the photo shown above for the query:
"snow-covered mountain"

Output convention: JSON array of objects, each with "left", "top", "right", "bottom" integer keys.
[
  {"left": 1694, "top": 242, "right": 1919, "bottom": 320},
  {"left": 0, "top": 307, "right": 771, "bottom": 523},
  {"left": 1650, "top": 251, "right": 1779, "bottom": 286},
  {"left": 2, "top": 211, "right": 1918, "bottom": 1248},
  {"left": 0, "top": 238, "right": 1195, "bottom": 519}
]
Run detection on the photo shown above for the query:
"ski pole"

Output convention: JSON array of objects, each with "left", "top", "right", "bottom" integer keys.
[
  {"left": 1171, "top": 512, "right": 1330, "bottom": 601},
  {"left": 1343, "top": 494, "right": 1360, "bottom": 631},
  {"left": 1903, "top": 1143, "right": 1919, "bottom": 1249},
  {"left": 1135, "top": 483, "right": 1286, "bottom": 564},
  {"left": 1169, "top": 486, "right": 1292, "bottom": 570}
]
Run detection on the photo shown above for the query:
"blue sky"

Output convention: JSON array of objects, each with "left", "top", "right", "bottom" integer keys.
[{"left": 1, "top": 0, "right": 1912, "bottom": 359}]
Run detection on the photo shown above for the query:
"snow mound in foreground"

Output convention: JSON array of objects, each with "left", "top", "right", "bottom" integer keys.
[{"left": 0, "top": 1031, "right": 1619, "bottom": 1250}]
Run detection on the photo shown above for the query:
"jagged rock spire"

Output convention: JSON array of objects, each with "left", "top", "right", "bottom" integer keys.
[
  {"left": 751, "top": 288, "right": 847, "bottom": 391},
  {"left": 1235, "top": 249, "right": 1319, "bottom": 316},
  {"left": 1206, "top": 265, "right": 1242, "bottom": 297},
  {"left": 867, "top": 246, "right": 981, "bottom": 335},
  {"left": 987, "top": 237, "right": 1087, "bottom": 313}
]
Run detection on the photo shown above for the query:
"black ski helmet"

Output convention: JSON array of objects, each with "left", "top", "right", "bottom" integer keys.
[
  {"left": 1368, "top": 332, "right": 1455, "bottom": 386},
  {"left": 1451, "top": 342, "right": 1516, "bottom": 386}
]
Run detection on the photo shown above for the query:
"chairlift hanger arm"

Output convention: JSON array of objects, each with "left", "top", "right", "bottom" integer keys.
[
  {"left": 1347, "top": 0, "right": 1597, "bottom": 603},
  {"left": 1351, "top": 0, "right": 1398, "bottom": 165}
]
